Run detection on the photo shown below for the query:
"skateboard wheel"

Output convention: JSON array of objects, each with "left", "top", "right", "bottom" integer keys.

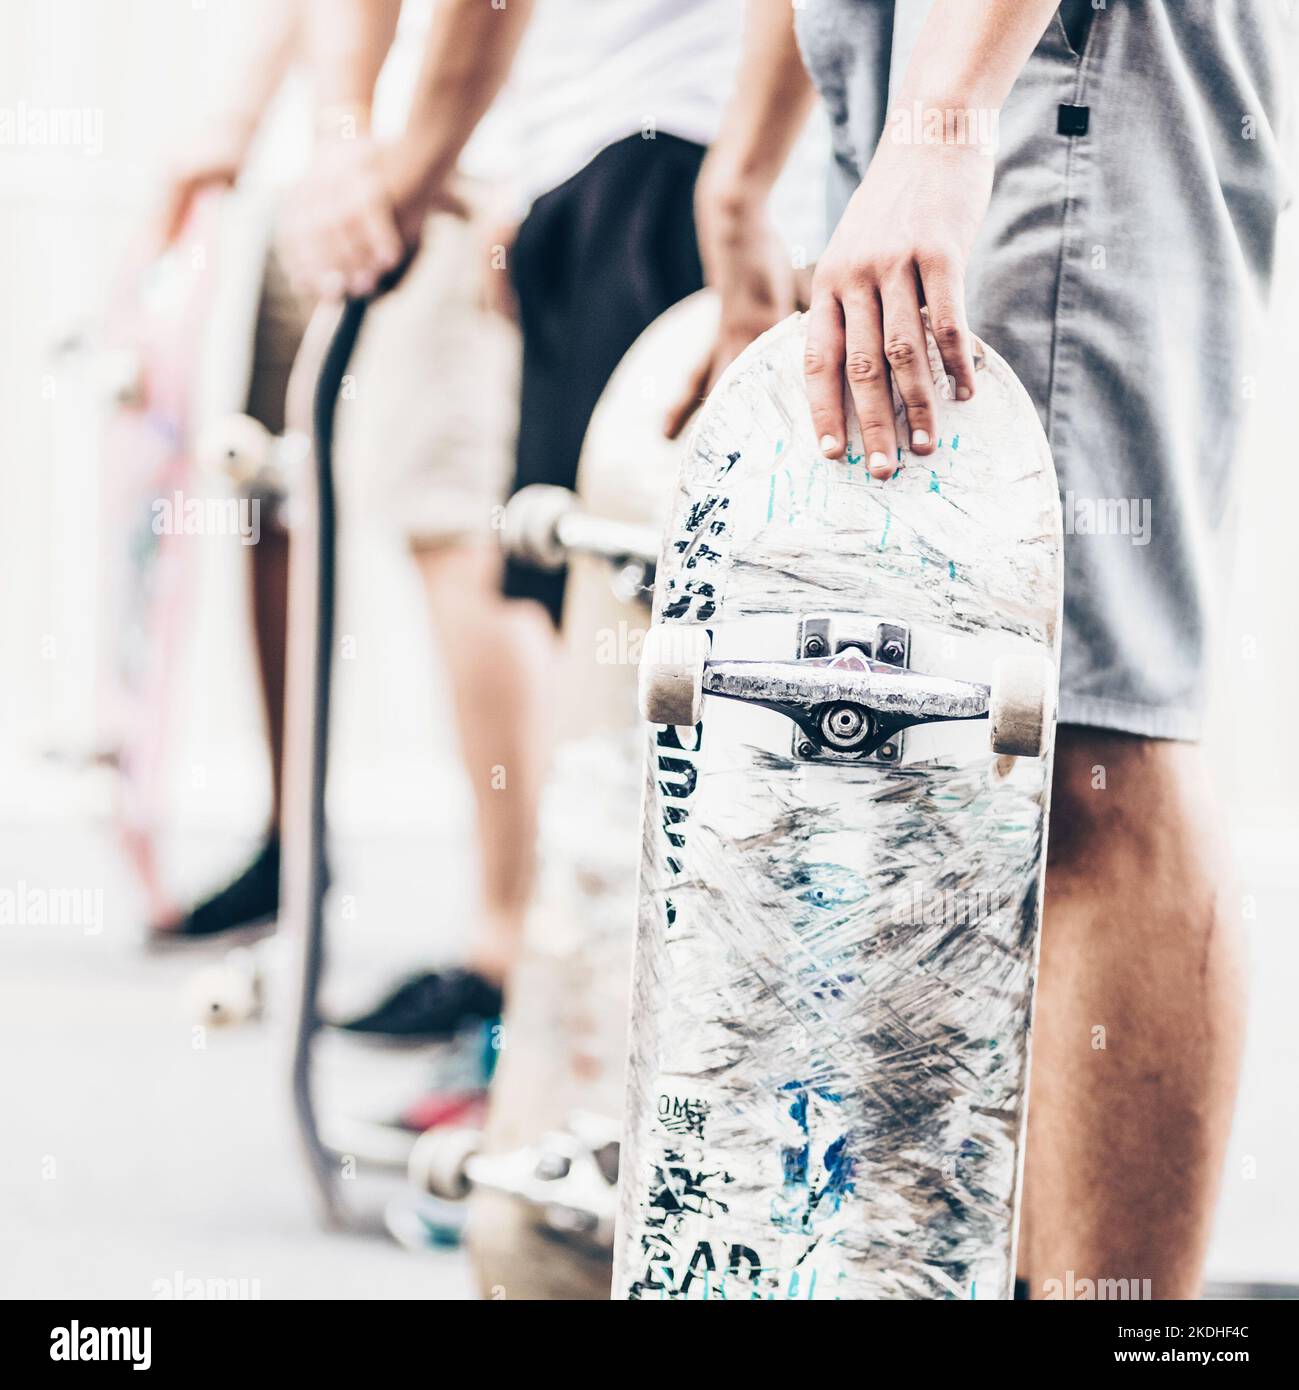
[
  {"left": 197, "top": 413, "right": 273, "bottom": 487},
  {"left": 408, "top": 1125, "right": 482, "bottom": 1202},
  {"left": 102, "top": 347, "right": 145, "bottom": 407},
  {"left": 638, "top": 624, "right": 708, "bottom": 727},
  {"left": 989, "top": 653, "right": 1056, "bottom": 757},
  {"left": 499, "top": 484, "right": 576, "bottom": 571},
  {"left": 187, "top": 962, "right": 258, "bottom": 1027}
]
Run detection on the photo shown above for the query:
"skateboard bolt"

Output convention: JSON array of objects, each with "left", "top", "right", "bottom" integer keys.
[
  {"left": 880, "top": 639, "right": 905, "bottom": 665},
  {"left": 536, "top": 1153, "right": 571, "bottom": 1181},
  {"left": 804, "top": 635, "right": 826, "bottom": 657},
  {"left": 797, "top": 740, "right": 816, "bottom": 758},
  {"left": 819, "top": 702, "right": 871, "bottom": 751}
]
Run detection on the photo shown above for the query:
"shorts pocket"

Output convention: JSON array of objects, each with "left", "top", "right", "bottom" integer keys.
[{"left": 1056, "top": 0, "right": 1098, "bottom": 60}]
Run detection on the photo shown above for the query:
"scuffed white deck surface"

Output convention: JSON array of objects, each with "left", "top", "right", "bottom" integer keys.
[{"left": 616, "top": 314, "right": 1062, "bottom": 1300}]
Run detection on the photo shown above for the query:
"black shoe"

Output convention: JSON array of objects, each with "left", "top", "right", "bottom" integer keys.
[
  {"left": 334, "top": 968, "right": 503, "bottom": 1043},
  {"left": 147, "top": 835, "right": 280, "bottom": 948}
]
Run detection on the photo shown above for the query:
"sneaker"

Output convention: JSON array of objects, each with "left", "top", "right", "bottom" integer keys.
[
  {"left": 334, "top": 968, "right": 503, "bottom": 1043},
  {"left": 146, "top": 835, "right": 280, "bottom": 948}
]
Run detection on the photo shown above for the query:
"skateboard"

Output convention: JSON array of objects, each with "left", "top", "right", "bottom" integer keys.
[
  {"left": 98, "top": 190, "right": 242, "bottom": 926},
  {"left": 196, "top": 295, "right": 362, "bottom": 1221},
  {"left": 279, "top": 295, "right": 363, "bottom": 1227},
  {"left": 408, "top": 291, "right": 721, "bottom": 1297},
  {"left": 615, "top": 310, "right": 1062, "bottom": 1301}
]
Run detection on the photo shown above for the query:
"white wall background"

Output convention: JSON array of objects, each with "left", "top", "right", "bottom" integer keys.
[{"left": 1, "top": 0, "right": 1295, "bottom": 1287}]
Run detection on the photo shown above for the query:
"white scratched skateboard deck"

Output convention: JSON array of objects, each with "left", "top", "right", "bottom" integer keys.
[{"left": 614, "top": 312, "right": 1063, "bottom": 1301}]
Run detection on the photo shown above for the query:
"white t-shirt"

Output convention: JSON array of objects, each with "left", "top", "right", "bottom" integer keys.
[
  {"left": 508, "top": 0, "right": 742, "bottom": 204},
  {"left": 372, "top": 0, "right": 829, "bottom": 251}
]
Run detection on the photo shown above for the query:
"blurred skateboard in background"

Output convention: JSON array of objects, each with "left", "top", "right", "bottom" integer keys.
[
  {"left": 191, "top": 273, "right": 498, "bottom": 1239},
  {"left": 196, "top": 294, "right": 359, "bottom": 1222},
  {"left": 264, "top": 294, "right": 355, "bottom": 1226},
  {"left": 98, "top": 191, "right": 219, "bottom": 925},
  {"left": 271, "top": 285, "right": 484, "bottom": 1230},
  {"left": 616, "top": 312, "right": 1062, "bottom": 1300},
  {"left": 98, "top": 188, "right": 271, "bottom": 928},
  {"left": 407, "top": 291, "right": 720, "bottom": 1297}
]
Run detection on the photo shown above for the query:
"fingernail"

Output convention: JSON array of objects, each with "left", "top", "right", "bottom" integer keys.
[
  {"left": 912, "top": 430, "right": 931, "bottom": 448},
  {"left": 957, "top": 386, "right": 972, "bottom": 401},
  {"left": 819, "top": 434, "right": 838, "bottom": 455},
  {"left": 869, "top": 451, "right": 891, "bottom": 476}
]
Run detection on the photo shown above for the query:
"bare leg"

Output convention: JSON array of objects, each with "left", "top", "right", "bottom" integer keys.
[
  {"left": 249, "top": 519, "right": 290, "bottom": 825},
  {"left": 1021, "top": 729, "right": 1246, "bottom": 1299},
  {"left": 413, "top": 538, "right": 554, "bottom": 986}
]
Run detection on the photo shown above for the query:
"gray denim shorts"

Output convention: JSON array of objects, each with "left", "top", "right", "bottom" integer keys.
[{"left": 796, "top": 0, "right": 1294, "bottom": 738}]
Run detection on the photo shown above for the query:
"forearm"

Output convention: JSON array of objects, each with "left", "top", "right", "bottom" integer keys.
[
  {"left": 702, "top": 0, "right": 815, "bottom": 211},
  {"left": 217, "top": 0, "right": 308, "bottom": 152},
  {"left": 306, "top": 0, "right": 403, "bottom": 138},
  {"left": 894, "top": 0, "right": 1061, "bottom": 116},
  {"left": 394, "top": 0, "right": 535, "bottom": 198}
]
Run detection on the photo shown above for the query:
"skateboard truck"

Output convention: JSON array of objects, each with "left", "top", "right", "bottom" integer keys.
[
  {"left": 409, "top": 1112, "right": 620, "bottom": 1249},
  {"left": 638, "top": 619, "right": 1054, "bottom": 759},
  {"left": 795, "top": 616, "right": 912, "bottom": 763},
  {"left": 499, "top": 483, "right": 658, "bottom": 605}
]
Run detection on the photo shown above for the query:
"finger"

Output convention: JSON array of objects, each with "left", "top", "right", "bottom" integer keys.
[
  {"left": 804, "top": 293, "right": 846, "bottom": 458},
  {"left": 440, "top": 186, "right": 471, "bottom": 220},
  {"left": 881, "top": 272, "right": 937, "bottom": 456},
  {"left": 917, "top": 249, "right": 975, "bottom": 401},
  {"left": 158, "top": 186, "right": 191, "bottom": 249},
  {"left": 841, "top": 288, "right": 897, "bottom": 479},
  {"left": 664, "top": 354, "right": 712, "bottom": 439},
  {"left": 306, "top": 212, "right": 352, "bottom": 301},
  {"left": 331, "top": 210, "right": 377, "bottom": 297},
  {"left": 356, "top": 199, "right": 405, "bottom": 282}
]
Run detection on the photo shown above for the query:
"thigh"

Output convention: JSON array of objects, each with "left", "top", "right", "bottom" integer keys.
[{"left": 244, "top": 244, "right": 310, "bottom": 438}]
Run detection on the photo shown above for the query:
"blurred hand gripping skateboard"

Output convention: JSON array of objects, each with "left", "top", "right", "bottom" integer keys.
[
  {"left": 615, "top": 311, "right": 1062, "bottom": 1300},
  {"left": 407, "top": 292, "right": 721, "bottom": 1295}
]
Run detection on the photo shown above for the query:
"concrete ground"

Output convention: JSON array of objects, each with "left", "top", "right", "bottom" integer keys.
[
  {"left": 0, "top": 811, "right": 477, "bottom": 1301},
  {"left": 4, "top": 804, "right": 1296, "bottom": 1299}
]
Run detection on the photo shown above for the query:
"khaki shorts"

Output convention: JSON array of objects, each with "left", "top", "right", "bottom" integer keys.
[{"left": 334, "top": 198, "right": 521, "bottom": 545}]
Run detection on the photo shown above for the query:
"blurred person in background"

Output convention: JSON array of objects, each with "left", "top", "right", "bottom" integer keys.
[
  {"left": 281, "top": 0, "right": 762, "bottom": 1040},
  {"left": 145, "top": 0, "right": 309, "bottom": 941},
  {"left": 145, "top": 0, "right": 527, "bottom": 1057}
]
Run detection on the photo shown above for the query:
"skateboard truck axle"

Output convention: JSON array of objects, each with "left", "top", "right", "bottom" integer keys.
[
  {"left": 639, "top": 619, "right": 1054, "bottom": 760},
  {"left": 499, "top": 484, "right": 658, "bottom": 605}
]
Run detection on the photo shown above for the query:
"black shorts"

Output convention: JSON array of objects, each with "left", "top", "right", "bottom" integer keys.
[{"left": 505, "top": 132, "right": 705, "bottom": 625}]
